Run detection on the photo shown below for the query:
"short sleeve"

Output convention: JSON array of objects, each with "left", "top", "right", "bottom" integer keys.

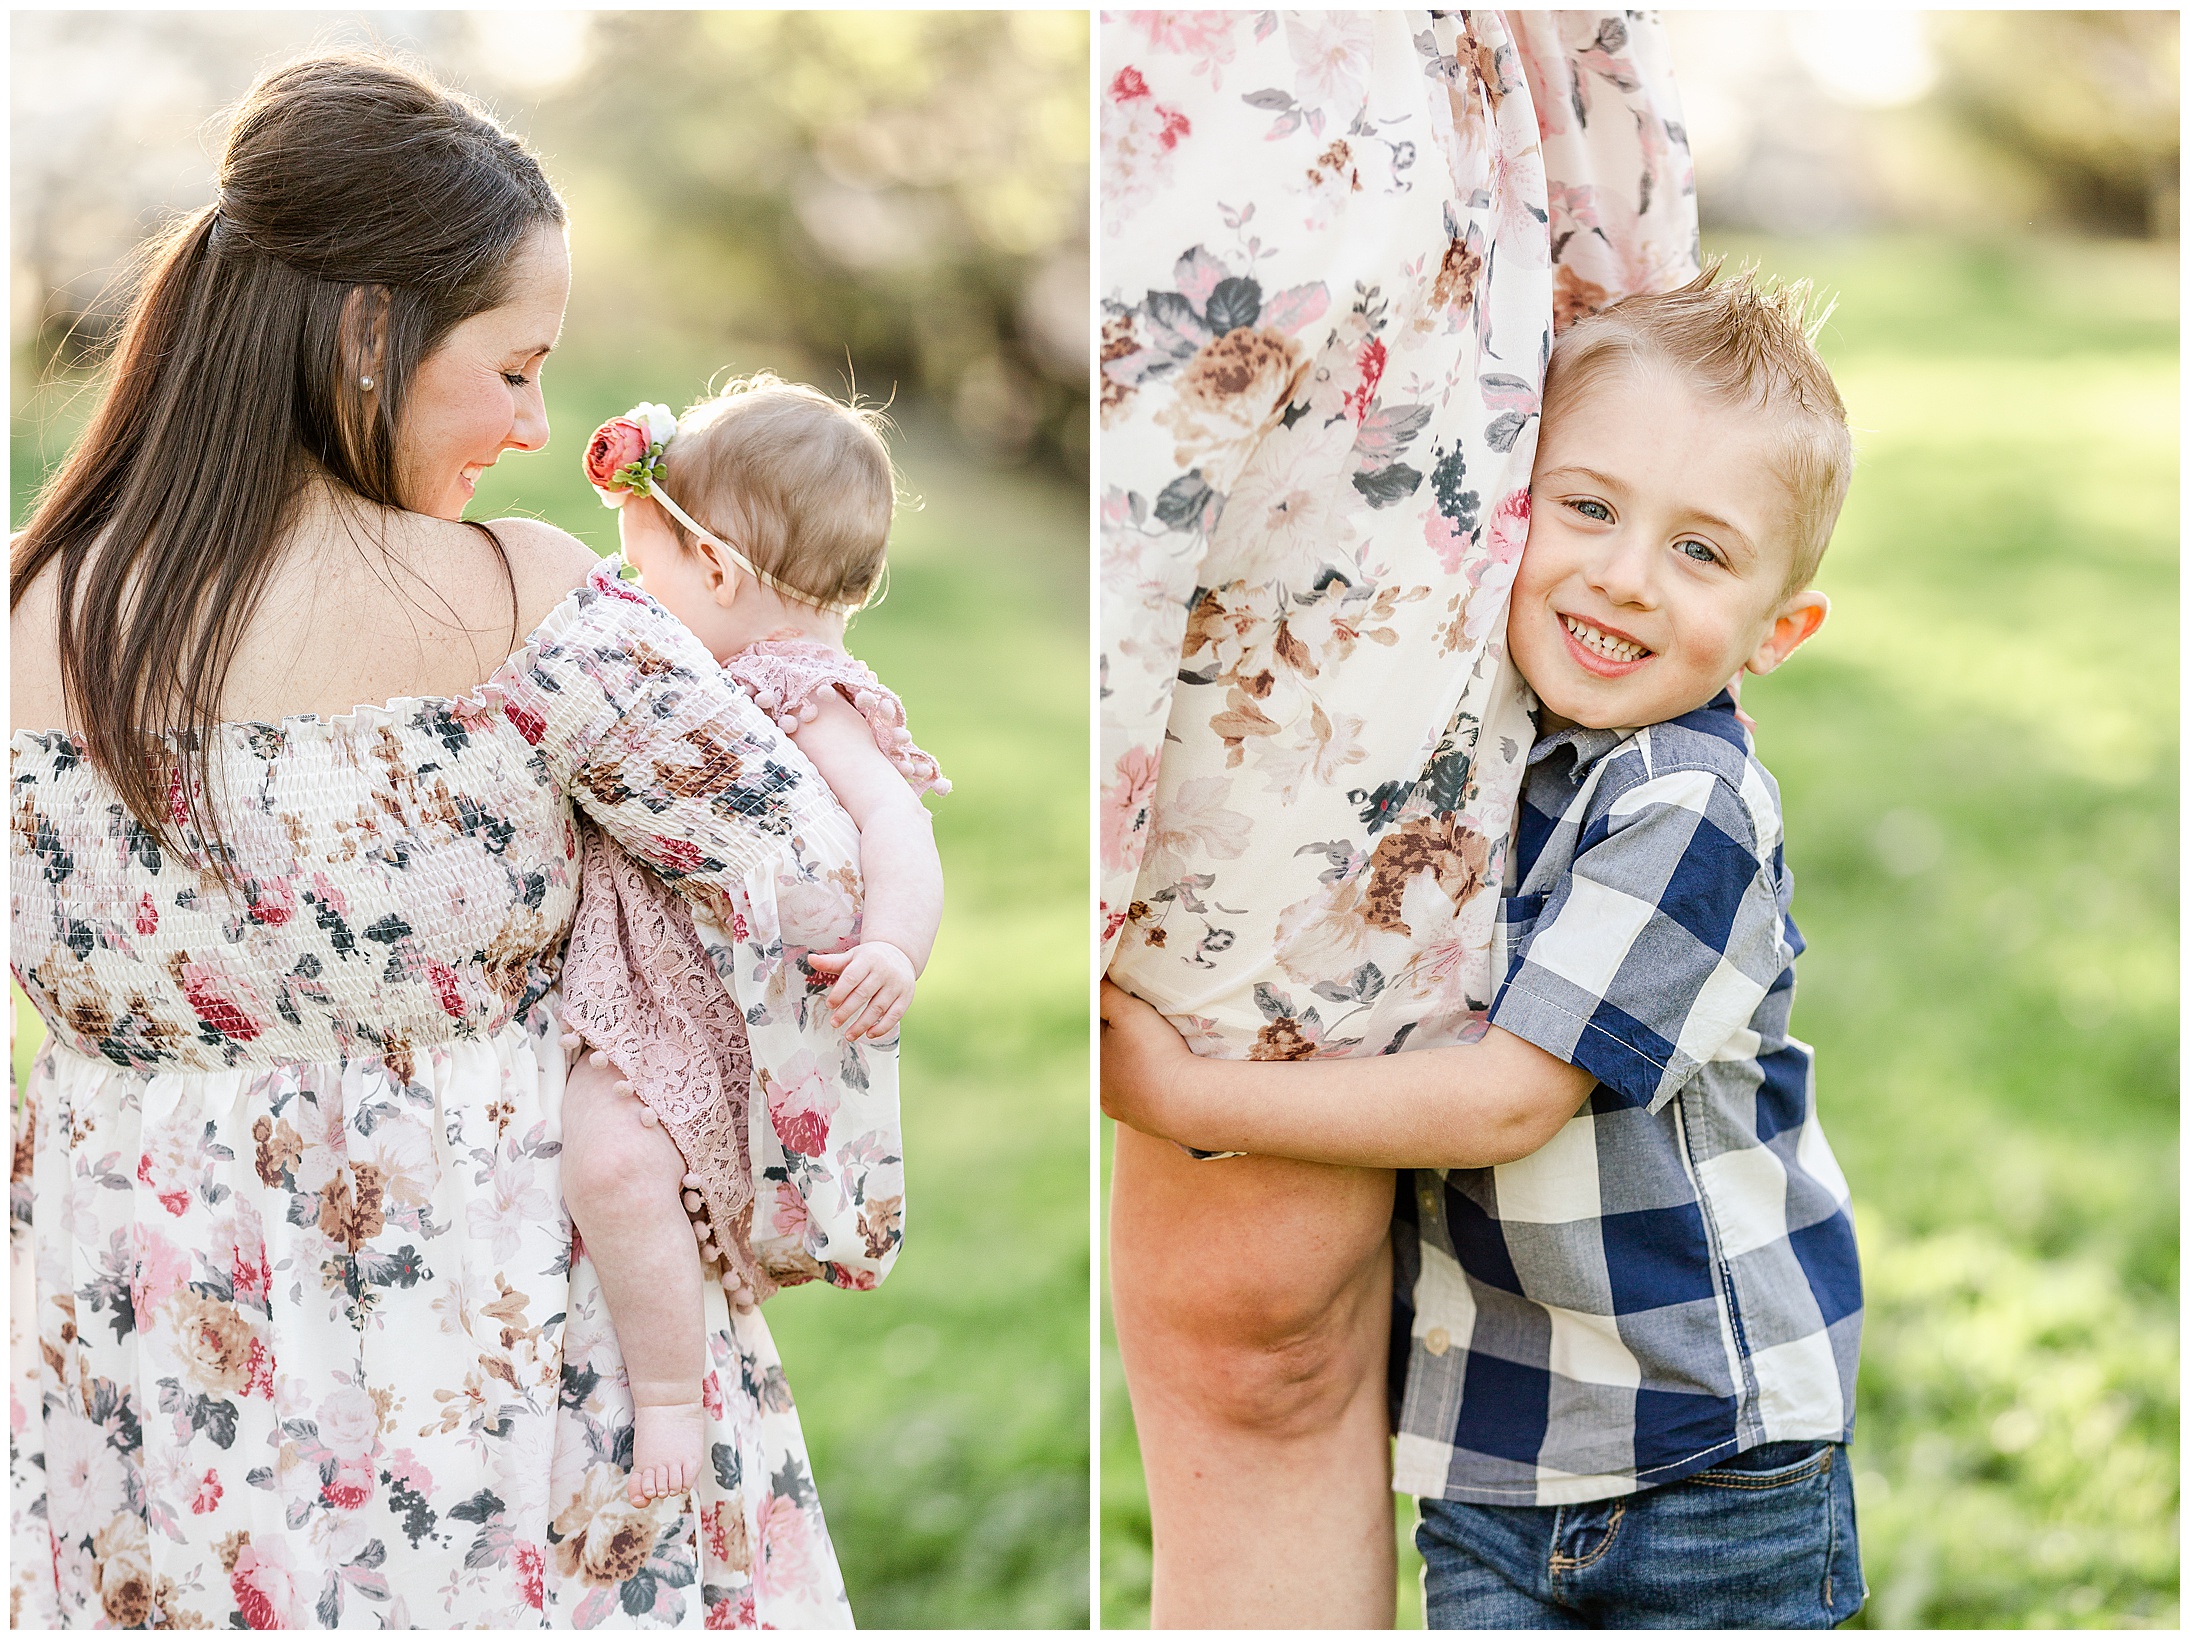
[
  {"left": 1490, "top": 765, "right": 1789, "bottom": 1112},
  {"left": 499, "top": 560, "right": 845, "bottom": 890}
]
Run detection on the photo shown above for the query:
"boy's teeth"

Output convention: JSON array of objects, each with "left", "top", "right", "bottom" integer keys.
[{"left": 1562, "top": 615, "right": 1648, "bottom": 662}]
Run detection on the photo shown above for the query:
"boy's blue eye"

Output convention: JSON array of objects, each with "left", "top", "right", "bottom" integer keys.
[
  {"left": 1676, "top": 538, "right": 1718, "bottom": 565},
  {"left": 1569, "top": 498, "right": 1611, "bottom": 522}
]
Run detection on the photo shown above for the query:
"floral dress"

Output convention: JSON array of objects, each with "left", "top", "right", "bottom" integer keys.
[
  {"left": 9, "top": 557, "right": 900, "bottom": 1629},
  {"left": 1100, "top": 10, "right": 1699, "bottom": 1056}
]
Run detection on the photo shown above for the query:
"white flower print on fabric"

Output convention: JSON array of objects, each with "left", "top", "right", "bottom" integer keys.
[{"left": 1100, "top": 9, "right": 1697, "bottom": 1059}]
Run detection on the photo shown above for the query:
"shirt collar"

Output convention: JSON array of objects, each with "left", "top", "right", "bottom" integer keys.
[{"left": 1525, "top": 689, "right": 1740, "bottom": 781}]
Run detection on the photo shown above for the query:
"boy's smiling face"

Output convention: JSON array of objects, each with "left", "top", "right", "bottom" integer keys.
[{"left": 1508, "top": 362, "right": 1830, "bottom": 733}]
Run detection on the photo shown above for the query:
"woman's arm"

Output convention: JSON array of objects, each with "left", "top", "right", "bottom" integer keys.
[{"left": 1100, "top": 980, "right": 1593, "bottom": 1170}]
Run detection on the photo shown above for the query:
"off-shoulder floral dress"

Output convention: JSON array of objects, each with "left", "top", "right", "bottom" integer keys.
[{"left": 9, "top": 558, "right": 900, "bottom": 1629}]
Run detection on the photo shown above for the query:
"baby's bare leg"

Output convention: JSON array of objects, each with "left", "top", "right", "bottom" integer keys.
[{"left": 560, "top": 1043, "right": 705, "bottom": 1507}]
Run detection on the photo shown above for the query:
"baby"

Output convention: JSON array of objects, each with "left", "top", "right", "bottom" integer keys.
[{"left": 563, "top": 376, "right": 946, "bottom": 1505}]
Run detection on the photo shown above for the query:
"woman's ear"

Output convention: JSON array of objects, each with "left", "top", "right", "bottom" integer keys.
[
  {"left": 1745, "top": 589, "right": 1829, "bottom": 676},
  {"left": 340, "top": 285, "right": 391, "bottom": 388}
]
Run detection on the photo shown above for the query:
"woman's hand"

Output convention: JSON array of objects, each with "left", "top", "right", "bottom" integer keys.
[{"left": 1099, "top": 979, "right": 1196, "bottom": 1140}]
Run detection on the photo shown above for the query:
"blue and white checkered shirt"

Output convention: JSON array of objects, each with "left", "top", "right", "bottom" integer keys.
[{"left": 1392, "top": 692, "right": 1862, "bottom": 1506}]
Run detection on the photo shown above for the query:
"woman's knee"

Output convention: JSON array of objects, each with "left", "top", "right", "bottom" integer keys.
[
  {"left": 1190, "top": 1296, "right": 1387, "bottom": 1439},
  {"left": 1117, "top": 1231, "right": 1391, "bottom": 1440}
]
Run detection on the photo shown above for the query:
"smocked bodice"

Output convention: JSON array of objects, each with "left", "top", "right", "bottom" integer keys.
[
  {"left": 12, "top": 712, "right": 579, "bottom": 1073},
  {"left": 10, "top": 556, "right": 860, "bottom": 1075}
]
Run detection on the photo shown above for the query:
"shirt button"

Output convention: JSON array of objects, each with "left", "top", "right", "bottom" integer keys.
[{"left": 1424, "top": 1328, "right": 1451, "bottom": 1356}]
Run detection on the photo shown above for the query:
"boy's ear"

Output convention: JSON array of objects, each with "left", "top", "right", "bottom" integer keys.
[{"left": 1745, "top": 589, "right": 1829, "bottom": 676}]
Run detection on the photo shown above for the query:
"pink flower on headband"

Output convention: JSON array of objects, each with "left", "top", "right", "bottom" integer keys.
[{"left": 582, "top": 401, "right": 678, "bottom": 508}]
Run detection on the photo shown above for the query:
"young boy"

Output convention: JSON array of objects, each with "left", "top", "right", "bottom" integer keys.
[{"left": 1099, "top": 266, "right": 1865, "bottom": 1627}]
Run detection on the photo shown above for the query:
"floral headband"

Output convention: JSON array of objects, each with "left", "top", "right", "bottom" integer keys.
[{"left": 582, "top": 402, "right": 868, "bottom": 616}]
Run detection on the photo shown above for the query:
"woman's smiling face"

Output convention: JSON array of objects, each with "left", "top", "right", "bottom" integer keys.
[
  {"left": 393, "top": 225, "right": 570, "bottom": 520},
  {"left": 1506, "top": 361, "right": 1828, "bottom": 733}
]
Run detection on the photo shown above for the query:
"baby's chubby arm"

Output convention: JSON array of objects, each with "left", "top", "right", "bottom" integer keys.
[
  {"left": 795, "top": 691, "right": 944, "bottom": 1040},
  {"left": 1099, "top": 981, "right": 1594, "bottom": 1169}
]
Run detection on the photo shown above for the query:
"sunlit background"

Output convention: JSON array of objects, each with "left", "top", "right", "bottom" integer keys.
[
  {"left": 1101, "top": 11, "right": 2179, "bottom": 1629},
  {"left": 12, "top": 10, "right": 1090, "bottom": 1628}
]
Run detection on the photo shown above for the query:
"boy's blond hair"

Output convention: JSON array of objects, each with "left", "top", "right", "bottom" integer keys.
[
  {"left": 659, "top": 372, "right": 896, "bottom": 611},
  {"left": 1543, "top": 263, "right": 1851, "bottom": 591}
]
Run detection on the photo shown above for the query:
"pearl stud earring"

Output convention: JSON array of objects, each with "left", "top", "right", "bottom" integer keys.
[{"left": 359, "top": 375, "right": 375, "bottom": 390}]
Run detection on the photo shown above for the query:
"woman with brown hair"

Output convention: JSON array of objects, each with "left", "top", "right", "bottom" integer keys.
[{"left": 11, "top": 55, "right": 869, "bottom": 1628}]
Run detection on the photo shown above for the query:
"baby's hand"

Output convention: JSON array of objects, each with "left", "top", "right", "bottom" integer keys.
[{"left": 806, "top": 942, "right": 917, "bottom": 1041}]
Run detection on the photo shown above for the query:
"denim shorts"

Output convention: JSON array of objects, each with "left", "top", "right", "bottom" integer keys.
[{"left": 1414, "top": 1440, "right": 1865, "bottom": 1629}]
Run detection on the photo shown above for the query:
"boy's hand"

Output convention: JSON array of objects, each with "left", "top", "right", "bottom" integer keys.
[
  {"left": 1099, "top": 979, "right": 1195, "bottom": 1138},
  {"left": 808, "top": 942, "right": 916, "bottom": 1040}
]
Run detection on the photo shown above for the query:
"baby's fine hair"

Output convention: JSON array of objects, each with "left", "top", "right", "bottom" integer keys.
[
  {"left": 659, "top": 372, "right": 897, "bottom": 611},
  {"left": 1544, "top": 262, "right": 1852, "bottom": 591}
]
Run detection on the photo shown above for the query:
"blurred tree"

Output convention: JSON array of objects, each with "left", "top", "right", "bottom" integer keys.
[
  {"left": 11, "top": 11, "right": 1089, "bottom": 481},
  {"left": 534, "top": 11, "right": 1088, "bottom": 475},
  {"left": 1927, "top": 11, "right": 2176, "bottom": 237}
]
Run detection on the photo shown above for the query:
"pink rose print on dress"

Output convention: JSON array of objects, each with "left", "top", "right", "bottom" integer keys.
[
  {"left": 1340, "top": 336, "right": 1387, "bottom": 424},
  {"left": 766, "top": 1055, "right": 839, "bottom": 1158},
  {"left": 645, "top": 836, "right": 707, "bottom": 877},
  {"left": 427, "top": 959, "right": 467, "bottom": 1020},
  {"left": 1101, "top": 745, "right": 1163, "bottom": 873},
  {"left": 771, "top": 1180, "right": 810, "bottom": 1244},
  {"left": 514, "top": 1541, "right": 546, "bottom": 1612},
  {"left": 504, "top": 696, "right": 547, "bottom": 745},
  {"left": 1488, "top": 486, "right": 1530, "bottom": 562},
  {"left": 230, "top": 1537, "right": 306, "bottom": 1630},
  {"left": 1131, "top": 12, "right": 1240, "bottom": 87},
  {"left": 1461, "top": 487, "right": 1534, "bottom": 647},
  {"left": 321, "top": 1455, "right": 375, "bottom": 1510},
  {"left": 174, "top": 955, "right": 266, "bottom": 1043},
  {"left": 753, "top": 1492, "right": 815, "bottom": 1601},
  {"left": 707, "top": 1587, "right": 759, "bottom": 1629},
  {"left": 1102, "top": 66, "right": 1195, "bottom": 229},
  {"left": 229, "top": 1211, "right": 272, "bottom": 1309},
  {"left": 131, "top": 1227, "right": 192, "bottom": 1313},
  {"left": 244, "top": 874, "right": 295, "bottom": 927}
]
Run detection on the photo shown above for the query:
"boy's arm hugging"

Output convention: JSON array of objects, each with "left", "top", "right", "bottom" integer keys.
[
  {"left": 1100, "top": 737, "right": 1796, "bottom": 1173},
  {"left": 1100, "top": 982, "right": 1592, "bottom": 1168}
]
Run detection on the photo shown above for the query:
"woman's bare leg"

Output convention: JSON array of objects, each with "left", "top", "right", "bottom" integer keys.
[
  {"left": 1110, "top": 1124, "right": 1398, "bottom": 1629},
  {"left": 561, "top": 1052, "right": 705, "bottom": 1506}
]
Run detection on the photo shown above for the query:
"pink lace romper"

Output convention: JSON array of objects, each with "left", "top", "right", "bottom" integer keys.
[{"left": 560, "top": 637, "right": 948, "bottom": 1299}]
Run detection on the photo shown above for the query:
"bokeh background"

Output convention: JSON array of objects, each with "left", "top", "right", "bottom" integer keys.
[
  {"left": 11, "top": 10, "right": 1090, "bottom": 1628},
  {"left": 1100, "top": 10, "right": 2179, "bottom": 1629}
]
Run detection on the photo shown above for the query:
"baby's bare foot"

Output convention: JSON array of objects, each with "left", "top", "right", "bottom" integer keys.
[{"left": 629, "top": 1400, "right": 704, "bottom": 1507}]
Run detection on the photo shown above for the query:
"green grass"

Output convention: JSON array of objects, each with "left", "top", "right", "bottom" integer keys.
[
  {"left": 1099, "top": 233, "right": 2178, "bottom": 1628},
  {"left": 12, "top": 346, "right": 1093, "bottom": 1627}
]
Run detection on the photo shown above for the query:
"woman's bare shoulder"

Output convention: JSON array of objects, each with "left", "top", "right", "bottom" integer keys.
[
  {"left": 8, "top": 556, "right": 68, "bottom": 732},
  {"left": 482, "top": 515, "right": 605, "bottom": 634}
]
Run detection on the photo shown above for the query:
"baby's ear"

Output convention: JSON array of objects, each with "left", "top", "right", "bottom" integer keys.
[
  {"left": 685, "top": 534, "right": 741, "bottom": 606},
  {"left": 1745, "top": 589, "right": 1829, "bottom": 676}
]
